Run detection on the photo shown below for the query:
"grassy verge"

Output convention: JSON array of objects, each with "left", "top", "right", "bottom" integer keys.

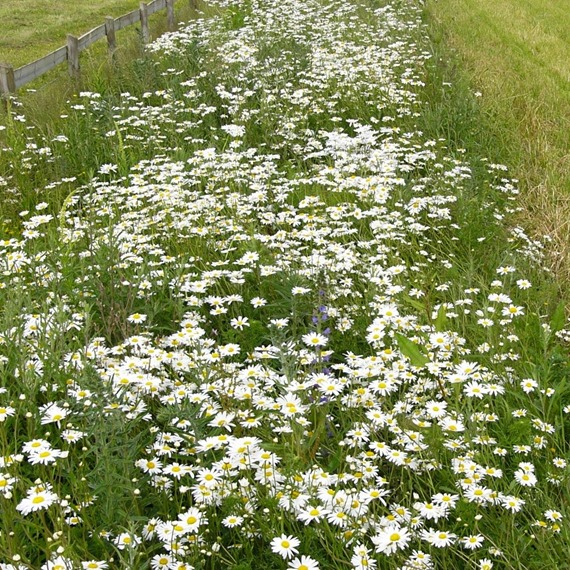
[
  {"left": 0, "top": 0, "right": 146, "bottom": 69},
  {"left": 424, "top": 0, "right": 570, "bottom": 281},
  {"left": 0, "top": 1, "right": 200, "bottom": 230},
  {"left": 0, "top": 0, "right": 569, "bottom": 568}
]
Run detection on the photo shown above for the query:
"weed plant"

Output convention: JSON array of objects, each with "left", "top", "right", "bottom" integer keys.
[{"left": 0, "top": 0, "right": 568, "bottom": 569}]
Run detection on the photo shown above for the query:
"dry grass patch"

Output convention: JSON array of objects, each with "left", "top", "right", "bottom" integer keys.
[{"left": 426, "top": 0, "right": 570, "bottom": 281}]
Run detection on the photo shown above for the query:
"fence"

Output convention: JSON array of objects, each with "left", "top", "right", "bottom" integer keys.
[{"left": 0, "top": 0, "right": 193, "bottom": 96}]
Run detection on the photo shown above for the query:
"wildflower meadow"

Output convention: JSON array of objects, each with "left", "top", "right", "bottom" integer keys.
[{"left": 0, "top": 0, "right": 569, "bottom": 569}]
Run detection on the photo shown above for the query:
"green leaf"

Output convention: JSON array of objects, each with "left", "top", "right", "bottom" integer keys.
[
  {"left": 434, "top": 304, "right": 447, "bottom": 332},
  {"left": 327, "top": 448, "right": 343, "bottom": 472},
  {"left": 403, "top": 296, "right": 425, "bottom": 313},
  {"left": 395, "top": 333, "right": 430, "bottom": 367},
  {"left": 550, "top": 301, "right": 566, "bottom": 334}
]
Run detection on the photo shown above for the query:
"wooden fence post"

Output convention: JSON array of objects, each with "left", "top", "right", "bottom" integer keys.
[
  {"left": 1, "top": 1, "right": 175, "bottom": 93},
  {"left": 166, "top": 0, "right": 175, "bottom": 31},
  {"left": 0, "top": 63, "right": 16, "bottom": 96},
  {"left": 67, "top": 35, "right": 80, "bottom": 78},
  {"left": 105, "top": 17, "right": 117, "bottom": 55},
  {"left": 140, "top": 3, "right": 149, "bottom": 45}
]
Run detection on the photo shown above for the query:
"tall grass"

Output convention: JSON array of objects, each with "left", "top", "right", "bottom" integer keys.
[
  {"left": 425, "top": 0, "right": 570, "bottom": 282},
  {"left": 0, "top": 1, "right": 200, "bottom": 232}
]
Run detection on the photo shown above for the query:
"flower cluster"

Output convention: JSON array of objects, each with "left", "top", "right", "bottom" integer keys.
[{"left": 0, "top": 0, "right": 568, "bottom": 568}]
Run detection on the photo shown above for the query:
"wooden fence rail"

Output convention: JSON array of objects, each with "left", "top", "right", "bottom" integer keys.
[{"left": 0, "top": 0, "right": 184, "bottom": 96}]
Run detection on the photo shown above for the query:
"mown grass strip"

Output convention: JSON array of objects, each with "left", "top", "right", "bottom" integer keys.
[{"left": 425, "top": 0, "right": 570, "bottom": 281}]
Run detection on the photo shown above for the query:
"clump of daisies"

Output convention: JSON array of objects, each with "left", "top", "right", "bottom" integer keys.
[{"left": 0, "top": 0, "right": 567, "bottom": 568}]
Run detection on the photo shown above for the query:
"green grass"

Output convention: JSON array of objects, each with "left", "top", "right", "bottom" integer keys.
[
  {"left": 0, "top": 0, "right": 145, "bottom": 69},
  {"left": 0, "top": 0, "right": 569, "bottom": 568},
  {"left": 425, "top": 0, "right": 570, "bottom": 281},
  {"left": 0, "top": 0, "right": 199, "bottom": 231}
]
